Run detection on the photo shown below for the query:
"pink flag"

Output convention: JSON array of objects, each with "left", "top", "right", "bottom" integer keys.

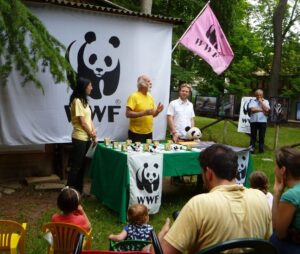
[{"left": 179, "top": 4, "right": 234, "bottom": 75}]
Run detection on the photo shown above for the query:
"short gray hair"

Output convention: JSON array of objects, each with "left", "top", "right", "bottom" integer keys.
[
  {"left": 137, "top": 77, "right": 146, "bottom": 88},
  {"left": 137, "top": 75, "right": 149, "bottom": 89}
]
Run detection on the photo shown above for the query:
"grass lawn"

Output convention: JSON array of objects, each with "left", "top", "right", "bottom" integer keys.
[{"left": 2, "top": 117, "right": 300, "bottom": 253}]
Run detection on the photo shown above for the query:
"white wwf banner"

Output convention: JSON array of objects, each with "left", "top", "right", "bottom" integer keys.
[
  {"left": 0, "top": 4, "right": 172, "bottom": 145},
  {"left": 128, "top": 153, "right": 163, "bottom": 214},
  {"left": 236, "top": 150, "right": 250, "bottom": 185},
  {"left": 237, "top": 97, "right": 255, "bottom": 134}
]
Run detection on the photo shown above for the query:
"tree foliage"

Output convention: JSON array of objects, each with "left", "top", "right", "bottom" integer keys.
[
  {"left": 1, "top": 0, "right": 299, "bottom": 97},
  {"left": 0, "top": 0, "right": 74, "bottom": 91},
  {"left": 249, "top": 0, "right": 300, "bottom": 96}
]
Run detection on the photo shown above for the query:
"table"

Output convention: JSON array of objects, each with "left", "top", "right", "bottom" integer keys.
[{"left": 90, "top": 143, "right": 252, "bottom": 222}]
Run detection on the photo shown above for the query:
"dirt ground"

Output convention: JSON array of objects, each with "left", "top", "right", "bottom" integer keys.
[
  {"left": 0, "top": 177, "right": 196, "bottom": 224},
  {"left": 0, "top": 185, "right": 58, "bottom": 223},
  {"left": 0, "top": 178, "right": 95, "bottom": 225}
]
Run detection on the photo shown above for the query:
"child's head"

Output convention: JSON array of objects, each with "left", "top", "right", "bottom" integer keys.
[
  {"left": 250, "top": 171, "right": 269, "bottom": 194},
  {"left": 57, "top": 186, "right": 80, "bottom": 214},
  {"left": 127, "top": 204, "right": 149, "bottom": 225}
]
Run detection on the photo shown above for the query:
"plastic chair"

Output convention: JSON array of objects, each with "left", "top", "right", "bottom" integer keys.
[
  {"left": 73, "top": 233, "right": 85, "bottom": 254},
  {"left": 150, "top": 230, "right": 163, "bottom": 254},
  {"left": 0, "top": 220, "right": 27, "bottom": 254},
  {"left": 81, "top": 251, "right": 148, "bottom": 254},
  {"left": 197, "top": 238, "right": 278, "bottom": 254},
  {"left": 43, "top": 222, "right": 92, "bottom": 254},
  {"left": 109, "top": 239, "right": 151, "bottom": 251}
]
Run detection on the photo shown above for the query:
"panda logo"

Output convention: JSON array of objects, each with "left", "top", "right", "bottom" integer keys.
[
  {"left": 136, "top": 163, "right": 160, "bottom": 194},
  {"left": 236, "top": 154, "right": 247, "bottom": 184},
  {"left": 66, "top": 31, "right": 120, "bottom": 99}
]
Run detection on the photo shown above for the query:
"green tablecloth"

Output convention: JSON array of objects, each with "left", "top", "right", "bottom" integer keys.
[{"left": 90, "top": 144, "right": 252, "bottom": 222}]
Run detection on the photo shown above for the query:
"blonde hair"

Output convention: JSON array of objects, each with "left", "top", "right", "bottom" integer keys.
[
  {"left": 127, "top": 204, "right": 148, "bottom": 225},
  {"left": 179, "top": 83, "right": 192, "bottom": 92}
]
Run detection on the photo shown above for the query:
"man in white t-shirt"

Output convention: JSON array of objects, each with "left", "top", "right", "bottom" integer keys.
[{"left": 167, "top": 83, "right": 195, "bottom": 143}]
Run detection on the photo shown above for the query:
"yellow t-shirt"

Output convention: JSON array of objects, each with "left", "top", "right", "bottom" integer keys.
[
  {"left": 164, "top": 185, "right": 272, "bottom": 253},
  {"left": 71, "top": 98, "right": 92, "bottom": 141},
  {"left": 126, "top": 91, "right": 156, "bottom": 134}
]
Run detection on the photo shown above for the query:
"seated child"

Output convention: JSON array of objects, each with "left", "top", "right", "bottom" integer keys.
[
  {"left": 51, "top": 186, "right": 91, "bottom": 231},
  {"left": 109, "top": 204, "right": 153, "bottom": 242},
  {"left": 250, "top": 171, "right": 273, "bottom": 208}
]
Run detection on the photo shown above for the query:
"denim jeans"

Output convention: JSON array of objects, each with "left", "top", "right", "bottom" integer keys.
[
  {"left": 67, "top": 138, "right": 90, "bottom": 193},
  {"left": 270, "top": 231, "right": 300, "bottom": 254}
]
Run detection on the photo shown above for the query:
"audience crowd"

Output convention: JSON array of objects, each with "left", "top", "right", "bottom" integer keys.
[{"left": 3, "top": 77, "right": 300, "bottom": 254}]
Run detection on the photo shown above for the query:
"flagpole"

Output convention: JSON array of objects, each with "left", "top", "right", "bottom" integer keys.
[{"left": 172, "top": 0, "right": 211, "bottom": 53}]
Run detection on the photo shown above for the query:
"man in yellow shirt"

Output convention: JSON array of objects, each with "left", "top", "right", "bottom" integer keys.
[
  {"left": 157, "top": 144, "right": 272, "bottom": 254},
  {"left": 126, "top": 75, "right": 164, "bottom": 142}
]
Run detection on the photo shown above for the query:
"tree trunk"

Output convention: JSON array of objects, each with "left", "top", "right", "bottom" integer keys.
[
  {"left": 140, "top": 0, "right": 152, "bottom": 14},
  {"left": 269, "top": 0, "right": 287, "bottom": 97}
]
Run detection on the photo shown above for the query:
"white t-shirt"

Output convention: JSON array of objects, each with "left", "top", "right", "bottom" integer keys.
[
  {"left": 266, "top": 192, "right": 273, "bottom": 209},
  {"left": 167, "top": 98, "right": 195, "bottom": 137}
]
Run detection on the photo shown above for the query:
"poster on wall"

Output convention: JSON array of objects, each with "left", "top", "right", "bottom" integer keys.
[
  {"left": 194, "top": 96, "right": 218, "bottom": 117},
  {"left": 268, "top": 97, "right": 289, "bottom": 123},
  {"left": 296, "top": 102, "right": 300, "bottom": 121},
  {"left": 237, "top": 97, "right": 255, "bottom": 134},
  {"left": 218, "top": 94, "right": 236, "bottom": 118}
]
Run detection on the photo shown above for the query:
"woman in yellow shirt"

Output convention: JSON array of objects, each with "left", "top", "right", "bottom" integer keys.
[{"left": 67, "top": 77, "right": 97, "bottom": 194}]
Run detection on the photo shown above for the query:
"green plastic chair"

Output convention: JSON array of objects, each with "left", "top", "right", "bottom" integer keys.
[{"left": 109, "top": 239, "right": 151, "bottom": 251}]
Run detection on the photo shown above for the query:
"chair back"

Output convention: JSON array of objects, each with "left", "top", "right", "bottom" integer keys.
[
  {"left": 73, "top": 233, "right": 85, "bottom": 254},
  {"left": 0, "top": 220, "right": 27, "bottom": 254},
  {"left": 197, "top": 238, "right": 278, "bottom": 254},
  {"left": 81, "top": 251, "right": 148, "bottom": 254},
  {"left": 43, "top": 222, "right": 92, "bottom": 254},
  {"left": 150, "top": 229, "right": 163, "bottom": 254},
  {"left": 109, "top": 239, "right": 151, "bottom": 251}
]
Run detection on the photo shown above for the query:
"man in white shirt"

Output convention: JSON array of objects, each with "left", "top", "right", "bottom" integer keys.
[
  {"left": 167, "top": 83, "right": 195, "bottom": 143},
  {"left": 248, "top": 89, "right": 270, "bottom": 153}
]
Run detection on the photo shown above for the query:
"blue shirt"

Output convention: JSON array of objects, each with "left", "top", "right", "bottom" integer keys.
[
  {"left": 249, "top": 99, "right": 270, "bottom": 123},
  {"left": 124, "top": 223, "right": 153, "bottom": 241}
]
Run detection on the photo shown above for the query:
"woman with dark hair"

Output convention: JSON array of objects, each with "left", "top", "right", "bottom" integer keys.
[
  {"left": 51, "top": 186, "right": 91, "bottom": 231},
  {"left": 271, "top": 146, "right": 300, "bottom": 253},
  {"left": 67, "top": 77, "right": 97, "bottom": 194}
]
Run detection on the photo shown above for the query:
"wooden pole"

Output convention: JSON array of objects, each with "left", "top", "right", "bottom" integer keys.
[
  {"left": 274, "top": 124, "right": 280, "bottom": 149},
  {"left": 223, "top": 119, "right": 228, "bottom": 144}
]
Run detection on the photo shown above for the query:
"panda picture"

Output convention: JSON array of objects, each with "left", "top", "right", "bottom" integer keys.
[
  {"left": 66, "top": 31, "right": 121, "bottom": 99},
  {"left": 236, "top": 153, "right": 248, "bottom": 184},
  {"left": 136, "top": 162, "right": 160, "bottom": 194}
]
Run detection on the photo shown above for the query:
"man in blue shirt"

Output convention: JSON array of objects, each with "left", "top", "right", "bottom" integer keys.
[{"left": 248, "top": 89, "right": 270, "bottom": 153}]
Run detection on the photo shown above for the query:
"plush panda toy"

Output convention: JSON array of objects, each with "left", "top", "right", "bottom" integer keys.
[{"left": 184, "top": 126, "right": 202, "bottom": 142}]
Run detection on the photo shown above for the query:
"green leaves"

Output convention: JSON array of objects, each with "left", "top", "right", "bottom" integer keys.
[{"left": 0, "top": 0, "right": 74, "bottom": 91}]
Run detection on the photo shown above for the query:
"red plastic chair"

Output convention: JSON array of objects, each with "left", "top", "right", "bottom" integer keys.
[{"left": 81, "top": 251, "right": 148, "bottom": 254}]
